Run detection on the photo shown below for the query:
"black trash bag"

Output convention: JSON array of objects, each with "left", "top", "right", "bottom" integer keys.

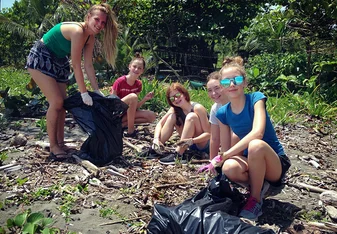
[
  {"left": 63, "top": 92, "right": 128, "bottom": 166},
  {"left": 147, "top": 174, "right": 275, "bottom": 234}
]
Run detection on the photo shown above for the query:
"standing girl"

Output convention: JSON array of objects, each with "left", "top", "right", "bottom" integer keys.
[
  {"left": 26, "top": 3, "right": 118, "bottom": 160},
  {"left": 110, "top": 54, "right": 156, "bottom": 137},
  {"left": 200, "top": 57, "right": 291, "bottom": 220},
  {"left": 152, "top": 83, "right": 210, "bottom": 165}
]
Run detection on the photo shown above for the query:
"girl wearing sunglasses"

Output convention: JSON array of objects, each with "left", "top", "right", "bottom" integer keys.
[
  {"left": 152, "top": 83, "right": 210, "bottom": 165},
  {"left": 206, "top": 69, "right": 241, "bottom": 160},
  {"left": 199, "top": 57, "right": 291, "bottom": 221}
]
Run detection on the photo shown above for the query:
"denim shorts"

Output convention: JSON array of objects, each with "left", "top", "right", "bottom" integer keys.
[
  {"left": 26, "top": 40, "right": 70, "bottom": 83},
  {"left": 189, "top": 140, "right": 210, "bottom": 154}
]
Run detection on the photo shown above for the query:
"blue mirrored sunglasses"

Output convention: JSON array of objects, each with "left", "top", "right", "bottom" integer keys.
[{"left": 220, "top": 76, "right": 244, "bottom": 87}]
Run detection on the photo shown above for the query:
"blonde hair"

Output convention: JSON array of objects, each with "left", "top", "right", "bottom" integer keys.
[
  {"left": 86, "top": 3, "right": 118, "bottom": 67},
  {"left": 219, "top": 56, "right": 246, "bottom": 79}
]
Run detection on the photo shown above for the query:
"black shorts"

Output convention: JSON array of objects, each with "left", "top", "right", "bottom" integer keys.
[
  {"left": 268, "top": 154, "right": 291, "bottom": 187},
  {"left": 26, "top": 40, "right": 70, "bottom": 83}
]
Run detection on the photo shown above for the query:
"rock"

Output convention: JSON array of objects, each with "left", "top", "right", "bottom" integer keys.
[
  {"left": 10, "top": 133, "right": 27, "bottom": 146},
  {"left": 325, "top": 206, "right": 337, "bottom": 221},
  {"left": 320, "top": 190, "right": 337, "bottom": 207}
]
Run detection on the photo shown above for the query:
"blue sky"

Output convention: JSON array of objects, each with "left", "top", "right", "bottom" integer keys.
[{"left": 1, "top": 0, "right": 16, "bottom": 11}]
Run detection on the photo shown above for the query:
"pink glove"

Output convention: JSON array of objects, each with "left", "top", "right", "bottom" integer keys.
[{"left": 197, "top": 163, "right": 216, "bottom": 174}]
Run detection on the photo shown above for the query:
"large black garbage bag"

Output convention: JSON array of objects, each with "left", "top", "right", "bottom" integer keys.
[
  {"left": 147, "top": 174, "right": 275, "bottom": 234},
  {"left": 63, "top": 92, "right": 128, "bottom": 166}
]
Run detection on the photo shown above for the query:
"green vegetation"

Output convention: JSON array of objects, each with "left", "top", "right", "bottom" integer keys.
[{"left": 0, "top": 209, "right": 60, "bottom": 234}]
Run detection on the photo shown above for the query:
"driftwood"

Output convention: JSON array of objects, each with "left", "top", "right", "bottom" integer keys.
[
  {"left": 72, "top": 154, "right": 99, "bottom": 176},
  {"left": 106, "top": 168, "right": 128, "bottom": 179},
  {"left": 0, "top": 163, "right": 16, "bottom": 171},
  {"left": 288, "top": 182, "right": 331, "bottom": 193},
  {"left": 99, "top": 215, "right": 149, "bottom": 226},
  {"left": 307, "top": 221, "right": 337, "bottom": 232},
  {"left": 123, "top": 139, "right": 142, "bottom": 152},
  {"left": 189, "top": 159, "right": 210, "bottom": 164}
]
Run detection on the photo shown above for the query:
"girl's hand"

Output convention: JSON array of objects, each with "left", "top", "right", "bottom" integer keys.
[
  {"left": 197, "top": 163, "right": 216, "bottom": 175},
  {"left": 144, "top": 91, "right": 154, "bottom": 101},
  {"left": 81, "top": 92, "right": 93, "bottom": 106},
  {"left": 176, "top": 138, "right": 193, "bottom": 148},
  {"left": 152, "top": 138, "right": 164, "bottom": 155}
]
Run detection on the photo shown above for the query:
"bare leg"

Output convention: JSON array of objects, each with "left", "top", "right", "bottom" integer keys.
[
  {"left": 158, "top": 113, "right": 176, "bottom": 144},
  {"left": 222, "top": 156, "right": 249, "bottom": 184},
  {"left": 177, "top": 112, "right": 207, "bottom": 154},
  {"left": 134, "top": 109, "right": 156, "bottom": 124},
  {"left": 121, "top": 93, "right": 138, "bottom": 134},
  {"left": 56, "top": 83, "right": 67, "bottom": 146},
  {"left": 28, "top": 69, "right": 66, "bottom": 155},
  {"left": 247, "top": 139, "right": 282, "bottom": 202}
]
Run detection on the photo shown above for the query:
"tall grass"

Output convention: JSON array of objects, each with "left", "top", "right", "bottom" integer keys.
[{"left": 0, "top": 67, "right": 31, "bottom": 97}]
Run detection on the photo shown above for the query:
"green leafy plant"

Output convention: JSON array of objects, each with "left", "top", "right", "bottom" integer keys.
[
  {"left": 16, "top": 177, "right": 28, "bottom": 186},
  {"left": 58, "top": 194, "right": 77, "bottom": 222},
  {"left": 1, "top": 209, "right": 60, "bottom": 234},
  {"left": 36, "top": 117, "right": 47, "bottom": 132},
  {"left": 0, "top": 152, "right": 8, "bottom": 166}
]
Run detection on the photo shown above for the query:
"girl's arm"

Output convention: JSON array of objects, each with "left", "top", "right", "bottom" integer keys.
[
  {"left": 69, "top": 27, "right": 88, "bottom": 94},
  {"left": 221, "top": 99, "right": 267, "bottom": 160},
  {"left": 136, "top": 91, "right": 153, "bottom": 109},
  {"left": 210, "top": 124, "right": 221, "bottom": 159},
  {"left": 219, "top": 122, "right": 231, "bottom": 153},
  {"left": 83, "top": 36, "right": 99, "bottom": 91},
  {"left": 111, "top": 89, "right": 118, "bottom": 96},
  {"left": 190, "top": 104, "right": 210, "bottom": 143}
]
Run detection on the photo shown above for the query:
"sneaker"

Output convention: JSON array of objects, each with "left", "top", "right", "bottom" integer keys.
[
  {"left": 159, "top": 152, "right": 187, "bottom": 165},
  {"left": 124, "top": 130, "right": 137, "bottom": 138},
  {"left": 239, "top": 196, "right": 262, "bottom": 221}
]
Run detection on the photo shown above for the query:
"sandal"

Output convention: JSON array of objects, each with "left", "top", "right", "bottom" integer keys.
[
  {"left": 59, "top": 142, "right": 75, "bottom": 153},
  {"left": 47, "top": 152, "right": 70, "bottom": 162}
]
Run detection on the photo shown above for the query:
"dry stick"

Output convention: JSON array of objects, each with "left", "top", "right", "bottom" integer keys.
[
  {"left": 99, "top": 215, "right": 149, "bottom": 226},
  {"left": 326, "top": 170, "right": 337, "bottom": 176},
  {"left": 287, "top": 182, "right": 332, "bottom": 193},
  {"left": 307, "top": 221, "right": 337, "bottom": 232},
  {"left": 189, "top": 159, "right": 210, "bottom": 164},
  {"left": 123, "top": 139, "right": 142, "bottom": 153},
  {"left": 72, "top": 154, "right": 99, "bottom": 176},
  {"left": 0, "top": 163, "right": 16, "bottom": 171},
  {"left": 143, "top": 182, "right": 203, "bottom": 190}
]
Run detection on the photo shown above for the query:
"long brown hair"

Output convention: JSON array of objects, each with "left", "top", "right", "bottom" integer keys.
[
  {"left": 166, "top": 83, "right": 190, "bottom": 126},
  {"left": 85, "top": 3, "right": 118, "bottom": 67}
]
